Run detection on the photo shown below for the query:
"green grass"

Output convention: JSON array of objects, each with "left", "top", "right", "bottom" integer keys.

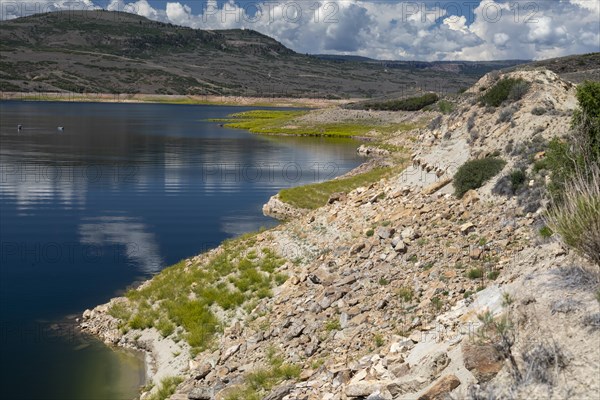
[
  {"left": 431, "top": 296, "right": 443, "bottom": 311},
  {"left": 223, "top": 351, "right": 301, "bottom": 400},
  {"left": 146, "top": 376, "right": 183, "bottom": 400},
  {"left": 325, "top": 319, "right": 341, "bottom": 331},
  {"left": 397, "top": 286, "right": 414, "bottom": 302},
  {"left": 278, "top": 167, "right": 397, "bottom": 210},
  {"left": 218, "top": 110, "right": 418, "bottom": 138},
  {"left": 487, "top": 271, "right": 500, "bottom": 280},
  {"left": 467, "top": 268, "right": 484, "bottom": 280},
  {"left": 539, "top": 225, "right": 553, "bottom": 238},
  {"left": 118, "top": 234, "right": 285, "bottom": 355}
]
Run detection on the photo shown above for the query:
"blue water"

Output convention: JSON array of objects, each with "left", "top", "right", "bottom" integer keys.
[{"left": 0, "top": 101, "right": 363, "bottom": 399}]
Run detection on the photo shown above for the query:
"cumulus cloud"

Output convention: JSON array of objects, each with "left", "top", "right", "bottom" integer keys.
[{"left": 1, "top": 0, "right": 599, "bottom": 60}]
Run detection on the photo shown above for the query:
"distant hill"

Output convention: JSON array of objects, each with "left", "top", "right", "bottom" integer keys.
[
  {"left": 507, "top": 52, "right": 600, "bottom": 83},
  {"left": 0, "top": 11, "right": 559, "bottom": 98}
]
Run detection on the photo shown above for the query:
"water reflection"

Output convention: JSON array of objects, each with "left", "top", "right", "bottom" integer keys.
[
  {"left": 79, "top": 216, "right": 163, "bottom": 274},
  {"left": 0, "top": 167, "right": 87, "bottom": 214}
]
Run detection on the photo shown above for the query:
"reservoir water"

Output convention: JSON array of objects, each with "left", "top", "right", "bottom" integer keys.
[{"left": 0, "top": 101, "right": 363, "bottom": 399}]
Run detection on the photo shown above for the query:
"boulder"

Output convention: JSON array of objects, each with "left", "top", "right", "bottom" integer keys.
[
  {"left": 462, "top": 343, "right": 503, "bottom": 383},
  {"left": 417, "top": 374, "right": 460, "bottom": 400},
  {"left": 461, "top": 190, "right": 479, "bottom": 205},
  {"left": 377, "top": 226, "right": 394, "bottom": 239},
  {"left": 188, "top": 386, "right": 213, "bottom": 400},
  {"left": 263, "top": 384, "right": 294, "bottom": 400}
]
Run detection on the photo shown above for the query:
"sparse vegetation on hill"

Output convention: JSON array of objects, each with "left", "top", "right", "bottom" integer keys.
[
  {"left": 80, "top": 67, "right": 600, "bottom": 400},
  {"left": 109, "top": 234, "right": 286, "bottom": 355},
  {"left": 0, "top": 11, "right": 519, "bottom": 97}
]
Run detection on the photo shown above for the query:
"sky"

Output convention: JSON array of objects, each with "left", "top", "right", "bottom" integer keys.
[{"left": 0, "top": 0, "right": 599, "bottom": 61}]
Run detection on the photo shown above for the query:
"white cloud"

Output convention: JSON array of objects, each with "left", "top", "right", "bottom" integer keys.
[{"left": 1, "top": 0, "right": 598, "bottom": 60}]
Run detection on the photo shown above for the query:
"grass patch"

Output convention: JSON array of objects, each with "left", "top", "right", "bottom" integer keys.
[
  {"left": 120, "top": 235, "right": 285, "bottom": 355},
  {"left": 147, "top": 376, "right": 183, "bottom": 400},
  {"left": 223, "top": 351, "right": 301, "bottom": 400},
  {"left": 437, "top": 99, "right": 455, "bottom": 114},
  {"left": 539, "top": 225, "right": 553, "bottom": 238},
  {"left": 218, "top": 110, "right": 416, "bottom": 138},
  {"left": 278, "top": 166, "right": 397, "bottom": 210},
  {"left": 397, "top": 286, "right": 414, "bottom": 302},
  {"left": 453, "top": 157, "right": 506, "bottom": 198},
  {"left": 325, "top": 319, "right": 341, "bottom": 331},
  {"left": 487, "top": 271, "right": 500, "bottom": 280},
  {"left": 467, "top": 268, "right": 484, "bottom": 280}
]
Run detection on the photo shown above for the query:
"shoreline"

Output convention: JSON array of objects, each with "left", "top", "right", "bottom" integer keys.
[
  {"left": 80, "top": 150, "right": 380, "bottom": 395},
  {"left": 75, "top": 69, "right": 600, "bottom": 400},
  {"left": 76, "top": 103, "right": 420, "bottom": 399},
  {"left": 0, "top": 92, "right": 356, "bottom": 108}
]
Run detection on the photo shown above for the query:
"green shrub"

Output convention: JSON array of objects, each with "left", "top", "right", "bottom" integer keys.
[
  {"left": 467, "top": 268, "right": 484, "bottom": 279},
  {"left": 531, "top": 106, "right": 547, "bottom": 116},
  {"left": 431, "top": 296, "right": 443, "bottom": 310},
  {"left": 454, "top": 157, "right": 507, "bottom": 198},
  {"left": 546, "top": 81, "right": 600, "bottom": 201},
  {"left": 509, "top": 169, "right": 527, "bottom": 192},
  {"left": 487, "top": 271, "right": 500, "bottom": 280},
  {"left": 480, "top": 78, "right": 529, "bottom": 107},
  {"left": 362, "top": 93, "right": 439, "bottom": 111},
  {"left": 366, "top": 229, "right": 374, "bottom": 237},
  {"left": 572, "top": 81, "right": 600, "bottom": 162},
  {"left": 437, "top": 99, "right": 455, "bottom": 114}
]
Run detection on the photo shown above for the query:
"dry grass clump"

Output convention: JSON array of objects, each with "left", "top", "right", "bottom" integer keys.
[{"left": 546, "top": 165, "right": 600, "bottom": 266}]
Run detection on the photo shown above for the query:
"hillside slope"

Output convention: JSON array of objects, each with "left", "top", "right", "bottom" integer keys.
[
  {"left": 0, "top": 10, "right": 525, "bottom": 98},
  {"left": 81, "top": 68, "right": 599, "bottom": 400}
]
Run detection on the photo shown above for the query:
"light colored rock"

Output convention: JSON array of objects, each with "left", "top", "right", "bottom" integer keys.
[{"left": 417, "top": 374, "right": 460, "bottom": 400}]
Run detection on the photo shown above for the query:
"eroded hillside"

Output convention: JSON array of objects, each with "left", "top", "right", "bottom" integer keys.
[{"left": 80, "top": 69, "right": 599, "bottom": 400}]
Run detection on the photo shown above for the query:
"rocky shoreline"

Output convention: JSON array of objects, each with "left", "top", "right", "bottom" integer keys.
[{"left": 80, "top": 69, "right": 600, "bottom": 400}]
